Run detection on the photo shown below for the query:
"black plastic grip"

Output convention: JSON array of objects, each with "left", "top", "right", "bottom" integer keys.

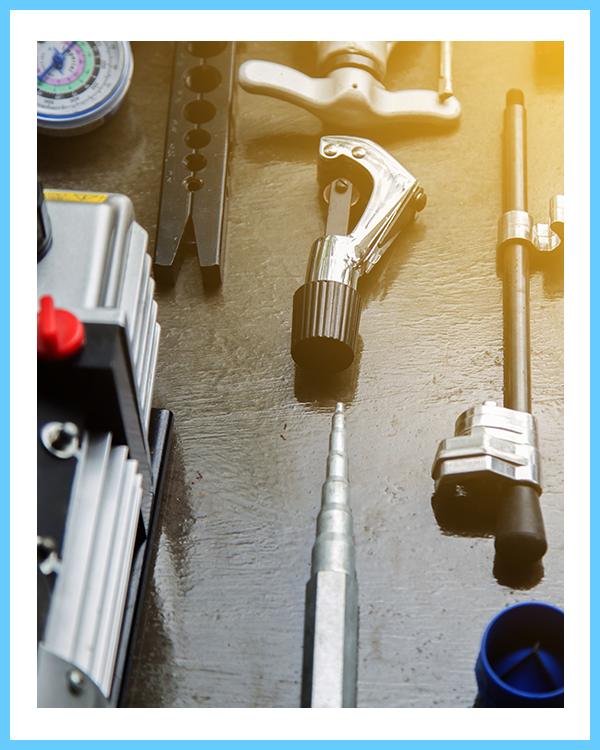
[
  {"left": 291, "top": 280, "right": 362, "bottom": 373},
  {"left": 494, "top": 483, "right": 547, "bottom": 564}
]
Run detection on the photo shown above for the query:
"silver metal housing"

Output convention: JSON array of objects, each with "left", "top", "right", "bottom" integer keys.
[
  {"left": 432, "top": 401, "right": 542, "bottom": 495},
  {"left": 38, "top": 191, "right": 159, "bottom": 433},
  {"left": 38, "top": 191, "right": 160, "bottom": 705}
]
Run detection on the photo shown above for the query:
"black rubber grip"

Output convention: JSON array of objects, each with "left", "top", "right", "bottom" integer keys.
[
  {"left": 291, "top": 280, "right": 362, "bottom": 373},
  {"left": 494, "top": 483, "right": 547, "bottom": 564}
]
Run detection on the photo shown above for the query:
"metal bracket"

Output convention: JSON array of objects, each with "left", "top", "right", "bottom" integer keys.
[{"left": 498, "top": 195, "right": 564, "bottom": 254}]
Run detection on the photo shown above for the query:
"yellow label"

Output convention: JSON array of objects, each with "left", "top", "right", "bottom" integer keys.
[{"left": 44, "top": 190, "right": 108, "bottom": 204}]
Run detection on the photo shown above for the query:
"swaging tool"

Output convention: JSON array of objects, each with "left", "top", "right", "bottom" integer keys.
[
  {"left": 238, "top": 41, "right": 461, "bottom": 129},
  {"left": 301, "top": 403, "right": 358, "bottom": 708},
  {"left": 431, "top": 90, "right": 564, "bottom": 565},
  {"left": 291, "top": 135, "right": 426, "bottom": 373}
]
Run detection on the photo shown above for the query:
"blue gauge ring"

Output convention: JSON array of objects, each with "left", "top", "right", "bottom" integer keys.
[{"left": 37, "top": 42, "right": 134, "bottom": 135}]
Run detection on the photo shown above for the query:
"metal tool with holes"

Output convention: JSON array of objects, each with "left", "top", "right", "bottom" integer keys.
[
  {"left": 239, "top": 41, "right": 460, "bottom": 129},
  {"left": 154, "top": 42, "right": 235, "bottom": 287},
  {"left": 301, "top": 403, "right": 358, "bottom": 708},
  {"left": 431, "top": 90, "right": 564, "bottom": 565},
  {"left": 291, "top": 135, "right": 426, "bottom": 373}
]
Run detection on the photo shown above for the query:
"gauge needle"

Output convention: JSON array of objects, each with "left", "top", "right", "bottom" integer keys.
[{"left": 38, "top": 41, "right": 75, "bottom": 82}]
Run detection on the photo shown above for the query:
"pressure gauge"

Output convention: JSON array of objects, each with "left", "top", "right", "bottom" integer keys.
[{"left": 37, "top": 41, "right": 134, "bottom": 136}]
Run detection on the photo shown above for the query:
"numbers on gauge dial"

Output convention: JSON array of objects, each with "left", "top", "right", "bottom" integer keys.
[{"left": 36, "top": 42, "right": 122, "bottom": 113}]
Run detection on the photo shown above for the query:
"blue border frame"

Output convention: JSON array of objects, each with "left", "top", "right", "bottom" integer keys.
[{"left": 12, "top": 0, "right": 584, "bottom": 750}]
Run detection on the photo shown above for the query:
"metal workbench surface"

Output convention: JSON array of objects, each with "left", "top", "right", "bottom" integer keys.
[{"left": 37, "top": 41, "right": 564, "bottom": 709}]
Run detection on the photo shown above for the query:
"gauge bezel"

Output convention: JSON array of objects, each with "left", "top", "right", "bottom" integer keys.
[{"left": 37, "top": 41, "right": 134, "bottom": 135}]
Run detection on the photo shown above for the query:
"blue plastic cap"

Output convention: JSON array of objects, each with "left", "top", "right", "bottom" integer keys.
[{"left": 475, "top": 602, "right": 564, "bottom": 707}]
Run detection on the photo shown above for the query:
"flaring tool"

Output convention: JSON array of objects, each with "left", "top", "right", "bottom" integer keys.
[
  {"left": 291, "top": 135, "right": 426, "bottom": 373},
  {"left": 154, "top": 42, "right": 236, "bottom": 287},
  {"left": 431, "top": 90, "right": 564, "bottom": 565},
  {"left": 238, "top": 41, "right": 461, "bottom": 129},
  {"left": 301, "top": 403, "right": 358, "bottom": 708}
]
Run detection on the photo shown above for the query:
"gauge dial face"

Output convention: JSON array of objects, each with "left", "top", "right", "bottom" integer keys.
[{"left": 37, "top": 41, "right": 128, "bottom": 123}]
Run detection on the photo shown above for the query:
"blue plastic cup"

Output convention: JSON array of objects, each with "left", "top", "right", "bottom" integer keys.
[{"left": 475, "top": 602, "right": 564, "bottom": 707}]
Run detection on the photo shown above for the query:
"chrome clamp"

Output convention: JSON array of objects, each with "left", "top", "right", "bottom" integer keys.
[
  {"left": 432, "top": 401, "right": 542, "bottom": 497},
  {"left": 498, "top": 195, "right": 564, "bottom": 254}
]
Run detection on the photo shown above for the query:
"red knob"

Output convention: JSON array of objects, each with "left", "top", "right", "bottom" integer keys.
[{"left": 37, "top": 296, "right": 85, "bottom": 361}]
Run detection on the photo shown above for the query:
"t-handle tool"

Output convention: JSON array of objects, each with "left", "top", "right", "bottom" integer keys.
[
  {"left": 432, "top": 90, "right": 564, "bottom": 566},
  {"left": 291, "top": 135, "right": 426, "bottom": 373},
  {"left": 238, "top": 41, "right": 461, "bottom": 129},
  {"left": 301, "top": 403, "right": 358, "bottom": 708}
]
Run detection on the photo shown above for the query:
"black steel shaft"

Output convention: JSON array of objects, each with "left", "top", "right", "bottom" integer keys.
[
  {"left": 502, "top": 88, "right": 531, "bottom": 413},
  {"left": 495, "top": 89, "right": 547, "bottom": 564}
]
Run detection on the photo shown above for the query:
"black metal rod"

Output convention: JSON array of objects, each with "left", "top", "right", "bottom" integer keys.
[
  {"left": 502, "top": 88, "right": 531, "bottom": 414},
  {"left": 496, "top": 89, "right": 547, "bottom": 564}
]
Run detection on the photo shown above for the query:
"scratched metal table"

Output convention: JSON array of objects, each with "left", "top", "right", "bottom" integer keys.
[{"left": 37, "top": 41, "right": 564, "bottom": 708}]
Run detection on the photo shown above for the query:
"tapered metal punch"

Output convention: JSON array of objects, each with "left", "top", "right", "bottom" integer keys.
[{"left": 301, "top": 403, "right": 358, "bottom": 708}]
